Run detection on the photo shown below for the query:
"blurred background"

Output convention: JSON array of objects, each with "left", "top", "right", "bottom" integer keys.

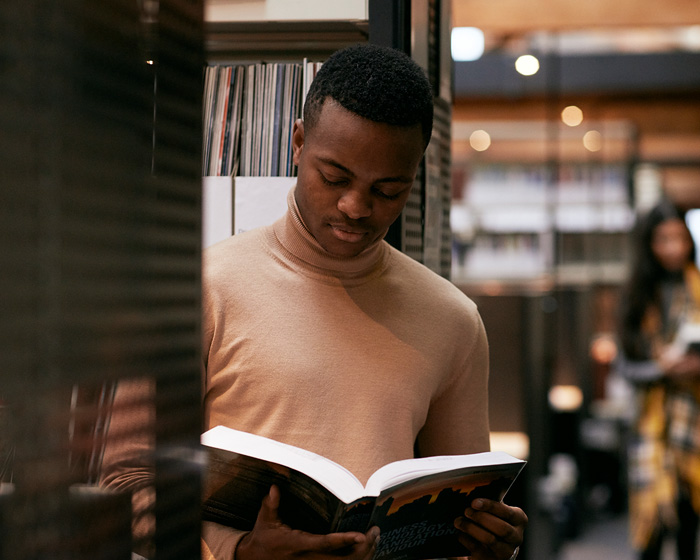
[{"left": 449, "top": 1, "right": 700, "bottom": 559}]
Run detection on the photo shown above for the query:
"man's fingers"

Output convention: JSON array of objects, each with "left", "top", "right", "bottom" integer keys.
[
  {"left": 470, "top": 499, "right": 527, "bottom": 524},
  {"left": 305, "top": 525, "right": 380, "bottom": 554},
  {"left": 256, "top": 485, "right": 282, "bottom": 525},
  {"left": 454, "top": 499, "right": 527, "bottom": 559},
  {"left": 250, "top": 486, "right": 381, "bottom": 559},
  {"left": 455, "top": 531, "right": 515, "bottom": 560},
  {"left": 307, "top": 532, "right": 365, "bottom": 553},
  {"left": 464, "top": 499, "right": 527, "bottom": 536}
]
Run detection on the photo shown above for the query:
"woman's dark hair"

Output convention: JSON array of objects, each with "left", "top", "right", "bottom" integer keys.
[
  {"left": 619, "top": 198, "right": 696, "bottom": 359},
  {"left": 303, "top": 43, "right": 434, "bottom": 148}
]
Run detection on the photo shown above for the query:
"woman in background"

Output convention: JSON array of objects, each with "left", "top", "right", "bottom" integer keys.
[{"left": 617, "top": 199, "right": 700, "bottom": 559}]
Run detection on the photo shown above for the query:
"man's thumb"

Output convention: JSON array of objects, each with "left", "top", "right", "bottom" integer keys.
[{"left": 257, "top": 485, "right": 281, "bottom": 523}]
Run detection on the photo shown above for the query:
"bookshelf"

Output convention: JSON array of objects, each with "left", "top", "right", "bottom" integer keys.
[
  {"left": 201, "top": 0, "right": 454, "bottom": 277},
  {"left": 451, "top": 122, "right": 637, "bottom": 287}
]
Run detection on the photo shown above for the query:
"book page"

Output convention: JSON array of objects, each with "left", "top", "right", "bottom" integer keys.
[
  {"left": 365, "top": 451, "right": 524, "bottom": 495},
  {"left": 202, "top": 426, "right": 365, "bottom": 503}
]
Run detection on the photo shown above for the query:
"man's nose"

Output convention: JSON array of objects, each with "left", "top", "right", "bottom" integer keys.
[{"left": 337, "top": 188, "right": 372, "bottom": 219}]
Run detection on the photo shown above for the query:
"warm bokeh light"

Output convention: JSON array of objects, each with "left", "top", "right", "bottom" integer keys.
[
  {"left": 561, "top": 105, "right": 584, "bottom": 127},
  {"left": 469, "top": 129, "right": 491, "bottom": 151},
  {"left": 548, "top": 385, "right": 583, "bottom": 411},
  {"left": 590, "top": 336, "right": 618, "bottom": 364},
  {"left": 490, "top": 432, "right": 530, "bottom": 460},
  {"left": 515, "top": 54, "right": 540, "bottom": 76},
  {"left": 583, "top": 129, "right": 603, "bottom": 152},
  {"left": 451, "top": 27, "right": 485, "bottom": 61}
]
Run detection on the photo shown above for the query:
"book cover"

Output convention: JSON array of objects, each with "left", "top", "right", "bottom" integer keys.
[
  {"left": 219, "top": 66, "right": 236, "bottom": 176},
  {"left": 214, "top": 66, "right": 232, "bottom": 176},
  {"left": 239, "top": 64, "right": 257, "bottom": 176},
  {"left": 202, "top": 65, "right": 219, "bottom": 175},
  {"left": 224, "top": 66, "right": 245, "bottom": 177},
  {"left": 270, "top": 63, "right": 286, "bottom": 177},
  {"left": 201, "top": 426, "right": 525, "bottom": 560}
]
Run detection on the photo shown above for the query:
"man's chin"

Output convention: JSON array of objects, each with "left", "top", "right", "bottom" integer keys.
[
  {"left": 327, "top": 245, "right": 368, "bottom": 259},
  {"left": 320, "top": 237, "right": 372, "bottom": 259}
]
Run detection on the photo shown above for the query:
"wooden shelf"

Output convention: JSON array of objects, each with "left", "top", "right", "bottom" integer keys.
[
  {"left": 205, "top": 20, "right": 369, "bottom": 62},
  {"left": 205, "top": 0, "right": 368, "bottom": 24}
]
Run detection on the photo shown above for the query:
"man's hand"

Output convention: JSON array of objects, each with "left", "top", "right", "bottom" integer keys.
[
  {"left": 236, "top": 486, "right": 380, "bottom": 560},
  {"left": 664, "top": 352, "right": 700, "bottom": 380},
  {"left": 453, "top": 498, "right": 527, "bottom": 560}
]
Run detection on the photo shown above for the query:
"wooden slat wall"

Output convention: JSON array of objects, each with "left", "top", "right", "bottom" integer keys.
[
  {"left": 0, "top": 1, "right": 204, "bottom": 559},
  {"left": 452, "top": 0, "right": 700, "bottom": 31}
]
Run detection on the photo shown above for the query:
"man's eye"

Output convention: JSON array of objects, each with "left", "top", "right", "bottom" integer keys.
[
  {"left": 319, "top": 172, "right": 347, "bottom": 186},
  {"left": 373, "top": 188, "right": 400, "bottom": 201}
]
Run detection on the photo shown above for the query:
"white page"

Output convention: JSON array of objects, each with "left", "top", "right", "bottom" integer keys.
[
  {"left": 365, "top": 451, "right": 524, "bottom": 496},
  {"left": 202, "top": 426, "right": 365, "bottom": 504}
]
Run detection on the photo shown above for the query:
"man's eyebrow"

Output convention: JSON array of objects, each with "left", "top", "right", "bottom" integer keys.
[
  {"left": 317, "top": 157, "right": 355, "bottom": 178},
  {"left": 316, "top": 156, "right": 414, "bottom": 184}
]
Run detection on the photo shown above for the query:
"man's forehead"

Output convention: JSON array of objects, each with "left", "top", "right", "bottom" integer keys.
[{"left": 312, "top": 99, "right": 422, "bottom": 137}]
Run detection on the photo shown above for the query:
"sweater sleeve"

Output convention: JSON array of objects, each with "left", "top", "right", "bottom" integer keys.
[
  {"left": 202, "top": 522, "right": 247, "bottom": 560},
  {"left": 416, "top": 309, "right": 491, "bottom": 458},
  {"left": 200, "top": 250, "right": 249, "bottom": 558},
  {"left": 99, "top": 378, "right": 156, "bottom": 559}
]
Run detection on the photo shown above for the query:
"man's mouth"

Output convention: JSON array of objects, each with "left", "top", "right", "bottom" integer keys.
[{"left": 330, "top": 224, "right": 367, "bottom": 243}]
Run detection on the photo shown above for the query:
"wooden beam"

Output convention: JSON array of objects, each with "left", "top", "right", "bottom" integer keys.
[{"left": 452, "top": 0, "right": 700, "bottom": 32}]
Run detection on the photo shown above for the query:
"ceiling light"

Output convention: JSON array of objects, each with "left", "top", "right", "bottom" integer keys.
[
  {"left": 561, "top": 105, "right": 583, "bottom": 127},
  {"left": 451, "top": 27, "right": 485, "bottom": 61},
  {"left": 583, "top": 130, "right": 603, "bottom": 152},
  {"left": 469, "top": 129, "right": 491, "bottom": 151},
  {"left": 515, "top": 54, "right": 540, "bottom": 76}
]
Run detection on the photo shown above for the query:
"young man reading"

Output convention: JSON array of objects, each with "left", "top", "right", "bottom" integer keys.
[{"left": 200, "top": 44, "right": 527, "bottom": 560}]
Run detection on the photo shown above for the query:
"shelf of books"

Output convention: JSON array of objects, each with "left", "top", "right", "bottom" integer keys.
[
  {"left": 451, "top": 161, "right": 636, "bottom": 288},
  {"left": 202, "top": 59, "right": 321, "bottom": 177},
  {"left": 200, "top": 5, "right": 369, "bottom": 253}
]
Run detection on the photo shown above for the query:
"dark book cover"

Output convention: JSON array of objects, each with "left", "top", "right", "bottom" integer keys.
[{"left": 201, "top": 427, "right": 525, "bottom": 560}]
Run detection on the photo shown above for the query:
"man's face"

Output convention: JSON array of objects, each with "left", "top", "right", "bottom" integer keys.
[{"left": 292, "top": 100, "right": 425, "bottom": 258}]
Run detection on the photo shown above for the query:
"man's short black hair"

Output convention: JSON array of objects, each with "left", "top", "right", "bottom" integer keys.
[{"left": 303, "top": 43, "right": 434, "bottom": 148}]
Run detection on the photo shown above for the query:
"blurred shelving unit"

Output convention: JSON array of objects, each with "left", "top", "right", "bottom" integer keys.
[
  {"left": 449, "top": 111, "right": 639, "bottom": 560},
  {"left": 448, "top": 23, "right": 700, "bottom": 556},
  {"left": 450, "top": 120, "right": 636, "bottom": 289}
]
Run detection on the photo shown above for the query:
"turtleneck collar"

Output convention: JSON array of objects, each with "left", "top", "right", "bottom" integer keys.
[{"left": 266, "top": 186, "right": 390, "bottom": 282}]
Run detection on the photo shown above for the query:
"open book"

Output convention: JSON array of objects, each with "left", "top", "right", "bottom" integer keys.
[{"left": 201, "top": 426, "right": 526, "bottom": 560}]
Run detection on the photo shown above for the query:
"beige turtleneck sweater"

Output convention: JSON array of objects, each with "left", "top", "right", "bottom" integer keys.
[{"left": 201, "top": 187, "right": 490, "bottom": 559}]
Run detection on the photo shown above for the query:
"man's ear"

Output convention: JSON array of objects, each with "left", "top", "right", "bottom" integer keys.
[{"left": 292, "top": 119, "right": 304, "bottom": 166}]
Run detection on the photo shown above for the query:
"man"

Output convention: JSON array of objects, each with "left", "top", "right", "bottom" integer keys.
[{"left": 200, "top": 43, "right": 527, "bottom": 560}]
